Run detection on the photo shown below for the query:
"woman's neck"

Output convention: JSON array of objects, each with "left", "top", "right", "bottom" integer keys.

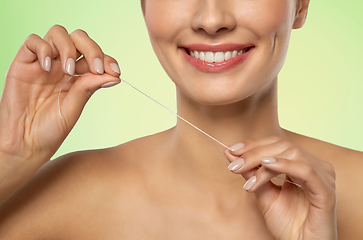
[{"left": 167, "top": 79, "right": 286, "bottom": 189}]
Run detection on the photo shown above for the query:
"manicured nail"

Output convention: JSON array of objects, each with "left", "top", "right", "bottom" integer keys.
[
  {"left": 66, "top": 58, "right": 75, "bottom": 76},
  {"left": 229, "top": 143, "right": 245, "bottom": 153},
  {"left": 228, "top": 158, "right": 245, "bottom": 171},
  {"left": 101, "top": 82, "right": 120, "bottom": 88},
  {"left": 243, "top": 176, "right": 257, "bottom": 191},
  {"left": 44, "top": 56, "right": 51, "bottom": 72},
  {"left": 110, "top": 63, "right": 120, "bottom": 74},
  {"left": 94, "top": 58, "right": 104, "bottom": 74},
  {"left": 261, "top": 156, "right": 276, "bottom": 164}
]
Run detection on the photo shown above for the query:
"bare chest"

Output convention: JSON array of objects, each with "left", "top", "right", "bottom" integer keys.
[{"left": 59, "top": 203, "right": 274, "bottom": 240}]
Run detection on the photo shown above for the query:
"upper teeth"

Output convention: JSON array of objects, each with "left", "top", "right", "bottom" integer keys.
[{"left": 190, "top": 49, "right": 247, "bottom": 63}]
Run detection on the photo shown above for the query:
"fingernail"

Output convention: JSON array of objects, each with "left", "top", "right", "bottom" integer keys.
[
  {"left": 110, "top": 63, "right": 120, "bottom": 74},
  {"left": 243, "top": 176, "right": 257, "bottom": 191},
  {"left": 44, "top": 56, "right": 51, "bottom": 72},
  {"left": 261, "top": 156, "right": 276, "bottom": 164},
  {"left": 229, "top": 143, "right": 245, "bottom": 153},
  {"left": 228, "top": 158, "right": 245, "bottom": 171},
  {"left": 101, "top": 82, "right": 120, "bottom": 88},
  {"left": 94, "top": 58, "right": 104, "bottom": 74},
  {"left": 66, "top": 58, "right": 75, "bottom": 76}
]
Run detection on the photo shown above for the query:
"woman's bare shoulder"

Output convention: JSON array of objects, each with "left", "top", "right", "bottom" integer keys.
[
  {"left": 285, "top": 130, "right": 363, "bottom": 182},
  {"left": 284, "top": 129, "right": 363, "bottom": 163},
  {"left": 0, "top": 132, "right": 166, "bottom": 239}
]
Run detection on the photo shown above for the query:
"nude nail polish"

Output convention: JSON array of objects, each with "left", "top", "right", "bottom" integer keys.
[
  {"left": 243, "top": 176, "right": 257, "bottom": 191},
  {"left": 44, "top": 56, "right": 51, "bottom": 72},
  {"left": 228, "top": 158, "right": 245, "bottom": 171},
  {"left": 229, "top": 143, "right": 245, "bottom": 153},
  {"left": 101, "top": 82, "right": 120, "bottom": 88},
  {"left": 261, "top": 156, "right": 276, "bottom": 164},
  {"left": 94, "top": 58, "right": 104, "bottom": 74},
  {"left": 66, "top": 58, "right": 75, "bottom": 76},
  {"left": 110, "top": 63, "right": 120, "bottom": 74}
]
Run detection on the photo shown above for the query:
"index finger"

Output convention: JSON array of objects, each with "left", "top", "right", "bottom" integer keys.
[
  {"left": 70, "top": 29, "right": 105, "bottom": 75},
  {"left": 225, "top": 135, "right": 283, "bottom": 157}
]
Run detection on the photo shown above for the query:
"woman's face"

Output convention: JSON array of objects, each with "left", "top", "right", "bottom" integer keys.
[{"left": 142, "top": 0, "right": 308, "bottom": 105}]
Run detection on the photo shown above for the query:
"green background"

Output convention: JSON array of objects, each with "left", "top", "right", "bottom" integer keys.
[{"left": 0, "top": 0, "right": 362, "bottom": 159}]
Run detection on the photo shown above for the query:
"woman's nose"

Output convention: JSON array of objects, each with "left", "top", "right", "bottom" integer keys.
[{"left": 191, "top": 0, "right": 237, "bottom": 35}]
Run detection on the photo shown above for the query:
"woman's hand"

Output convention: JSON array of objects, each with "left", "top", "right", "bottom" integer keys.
[
  {"left": 0, "top": 25, "right": 121, "bottom": 162},
  {"left": 224, "top": 136, "right": 337, "bottom": 240}
]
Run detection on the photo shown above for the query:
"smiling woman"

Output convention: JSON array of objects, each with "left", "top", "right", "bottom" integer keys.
[
  {"left": 0, "top": 0, "right": 362, "bottom": 239},
  {"left": 143, "top": 0, "right": 299, "bottom": 106}
]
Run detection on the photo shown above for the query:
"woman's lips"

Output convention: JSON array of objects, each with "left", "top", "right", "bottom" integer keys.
[{"left": 180, "top": 44, "right": 254, "bottom": 73}]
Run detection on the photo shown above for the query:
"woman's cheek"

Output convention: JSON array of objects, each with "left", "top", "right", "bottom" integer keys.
[
  {"left": 247, "top": 0, "right": 294, "bottom": 73},
  {"left": 244, "top": 0, "right": 295, "bottom": 37},
  {"left": 144, "top": 2, "right": 189, "bottom": 44}
]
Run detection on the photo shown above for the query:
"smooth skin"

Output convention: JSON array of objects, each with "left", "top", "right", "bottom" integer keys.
[{"left": 0, "top": 0, "right": 362, "bottom": 239}]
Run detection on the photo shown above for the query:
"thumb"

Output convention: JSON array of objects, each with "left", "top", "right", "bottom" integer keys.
[
  {"left": 252, "top": 180, "right": 281, "bottom": 214},
  {"left": 241, "top": 170, "right": 281, "bottom": 214},
  {"left": 59, "top": 73, "right": 121, "bottom": 127}
]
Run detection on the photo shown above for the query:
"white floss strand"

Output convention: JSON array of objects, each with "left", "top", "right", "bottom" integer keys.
[
  {"left": 57, "top": 75, "right": 229, "bottom": 150},
  {"left": 120, "top": 78, "right": 230, "bottom": 150},
  {"left": 57, "top": 75, "right": 300, "bottom": 188}
]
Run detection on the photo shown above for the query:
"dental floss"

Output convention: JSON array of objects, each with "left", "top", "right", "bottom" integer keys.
[
  {"left": 57, "top": 74, "right": 300, "bottom": 188},
  {"left": 120, "top": 78, "right": 231, "bottom": 150}
]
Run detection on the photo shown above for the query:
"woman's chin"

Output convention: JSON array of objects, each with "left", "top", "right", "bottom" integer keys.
[
  {"left": 180, "top": 89, "right": 254, "bottom": 107},
  {"left": 175, "top": 73, "right": 277, "bottom": 107}
]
